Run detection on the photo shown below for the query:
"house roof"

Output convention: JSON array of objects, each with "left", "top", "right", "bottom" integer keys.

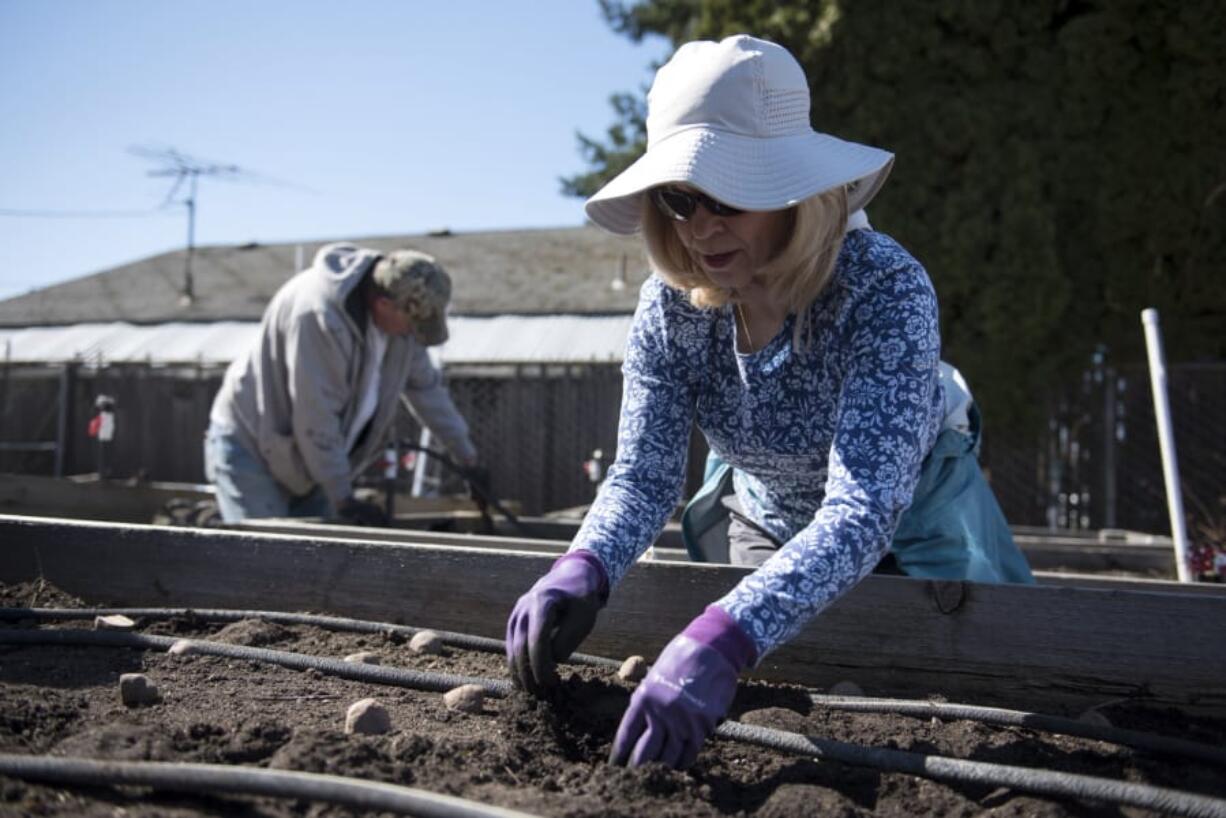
[
  {"left": 0, "top": 225, "right": 649, "bottom": 328},
  {"left": 0, "top": 315, "right": 638, "bottom": 366}
]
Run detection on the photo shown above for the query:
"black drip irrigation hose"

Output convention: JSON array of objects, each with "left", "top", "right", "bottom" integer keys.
[
  {"left": 5, "top": 608, "right": 1223, "bottom": 768},
  {"left": 715, "top": 721, "right": 1226, "bottom": 818},
  {"left": 5, "top": 608, "right": 1223, "bottom": 769},
  {"left": 0, "top": 628, "right": 513, "bottom": 698},
  {"left": 0, "top": 754, "right": 543, "bottom": 818},
  {"left": 4, "top": 627, "right": 1226, "bottom": 816},
  {"left": 809, "top": 694, "right": 1226, "bottom": 769},
  {"left": 0, "top": 607, "right": 622, "bottom": 670}
]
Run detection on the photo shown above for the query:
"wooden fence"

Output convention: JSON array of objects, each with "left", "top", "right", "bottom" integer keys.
[
  {"left": 1, "top": 360, "right": 1222, "bottom": 529},
  {"left": 0, "top": 362, "right": 658, "bottom": 516}
]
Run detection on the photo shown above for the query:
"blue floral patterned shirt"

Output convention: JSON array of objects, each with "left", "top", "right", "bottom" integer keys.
[{"left": 570, "top": 229, "right": 944, "bottom": 660}]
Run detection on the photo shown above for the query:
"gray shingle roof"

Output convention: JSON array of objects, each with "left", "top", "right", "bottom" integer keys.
[{"left": 0, "top": 226, "right": 649, "bottom": 327}]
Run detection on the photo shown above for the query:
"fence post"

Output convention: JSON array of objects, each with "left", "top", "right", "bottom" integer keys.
[
  {"left": 0, "top": 342, "right": 9, "bottom": 442},
  {"left": 54, "top": 363, "right": 76, "bottom": 478},
  {"left": 1101, "top": 366, "right": 1117, "bottom": 529},
  {"left": 1045, "top": 411, "right": 1061, "bottom": 529}
]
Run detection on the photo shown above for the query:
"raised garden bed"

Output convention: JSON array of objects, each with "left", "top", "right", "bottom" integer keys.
[{"left": 3, "top": 580, "right": 1226, "bottom": 817}]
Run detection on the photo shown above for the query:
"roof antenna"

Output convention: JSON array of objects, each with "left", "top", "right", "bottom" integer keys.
[{"left": 127, "top": 146, "right": 246, "bottom": 307}]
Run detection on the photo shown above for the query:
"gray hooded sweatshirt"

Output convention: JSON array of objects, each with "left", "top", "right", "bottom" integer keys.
[{"left": 209, "top": 242, "right": 476, "bottom": 505}]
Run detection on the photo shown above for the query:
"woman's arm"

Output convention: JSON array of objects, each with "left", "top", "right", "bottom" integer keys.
[
  {"left": 506, "top": 278, "right": 701, "bottom": 694},
  {"left": 570, "top": 277, "right": 700, "bottom": 586},
  {"left": 715, "top": 254, "right": 943, "bottom": 659}
]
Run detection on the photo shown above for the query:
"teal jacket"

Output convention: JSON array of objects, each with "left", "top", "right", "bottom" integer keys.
[{"left": 682, "top": 404, "right": 1034, "bottom": 584}]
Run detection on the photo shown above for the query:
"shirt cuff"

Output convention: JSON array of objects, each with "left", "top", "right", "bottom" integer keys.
[
  {"left": 681, "top": 604, "right": 758, "bottom": 673},
  {"left": 554, "top": 549, "right": 610, "bottom": 604}
]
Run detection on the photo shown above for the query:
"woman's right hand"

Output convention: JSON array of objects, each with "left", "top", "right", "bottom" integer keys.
[{"left": 505, "top": 551, "right": 609, "bottom": 695}]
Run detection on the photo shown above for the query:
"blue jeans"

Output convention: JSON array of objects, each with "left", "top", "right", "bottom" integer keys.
[{"left": 203, "top": 425, "right": 333, "bottom": 523}]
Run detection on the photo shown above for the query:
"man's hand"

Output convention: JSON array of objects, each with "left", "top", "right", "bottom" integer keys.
[
  {"left": 506, "top": 551, "right": 608, "bottom": 696},
  {"left": 335, "top": 496, "right": 388, "bottom": 527},
  {"left": 610, "top": 606, "right": 755, "bottom": 769},
  {"left": 460, "top": 464, "right": 492, "bottom": 501}
]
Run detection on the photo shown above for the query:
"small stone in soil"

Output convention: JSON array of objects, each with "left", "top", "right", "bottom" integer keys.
[
  {"left": 168, "top": 639, "right": 197, "bottom": 655},
  {"left": 1078, "top": 709, "right": 1113, "bottom": 728},
  {"left": 443, "top": 684, "right": 485, "bottom": 713},
  {"left": 119, "top": 673, "right": 160, "bottom": 706},
  {"left": 343, "top": 651, "right": 381, "bottom": 665},
  {"left": 980, "top": 786, "right": 1014, "bottom": 808},
  {"left": 828, "top": 680, "right": 864, "bottom": 697},
  {"left": 94, "top": 614, "right": 135, "bottom": 631},
  {"left": 409, "top": 630, "right": 444, "bottom": 655},
  {"left": 346, "top": 698, "right": 391, "bottom": 735},
  {"left": 618, "top": 656, "right": 648, "bottom": 682}
]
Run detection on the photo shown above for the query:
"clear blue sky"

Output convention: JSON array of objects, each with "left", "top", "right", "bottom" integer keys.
[{"left": 0, "top": 1, "right": 670, "bottom": 299}]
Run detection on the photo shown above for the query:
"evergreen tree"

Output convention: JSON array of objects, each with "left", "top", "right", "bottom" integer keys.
[{"left": 564, "top": 0, "right": 1226, "bottom": 433}]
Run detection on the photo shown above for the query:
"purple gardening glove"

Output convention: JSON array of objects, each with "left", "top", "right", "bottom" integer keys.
[
  {"left": 610, "top": 605, "right": 757, "bottom": 769},
  {"left": 506, "top": 551, "right": 609, "bottom": 696}
]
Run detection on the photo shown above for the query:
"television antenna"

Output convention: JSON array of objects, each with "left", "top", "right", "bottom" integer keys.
[{"left": 128, "top": 146, "right": 260, "bottom": 305}]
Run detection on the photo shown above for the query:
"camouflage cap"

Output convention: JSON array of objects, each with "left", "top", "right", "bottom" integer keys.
[{"left": 371, "top": 250, "right": 451, "bottom": 346}]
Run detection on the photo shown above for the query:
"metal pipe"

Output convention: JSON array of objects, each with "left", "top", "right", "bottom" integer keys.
[
  {"left": 1141, "top": 309, "right": 1192, "bottom": 581},
  {"left": 182, "top": 170, "right": 197, "bottom": 302},
  {"left": 411, "top": 424, "right": 431, "bottom": 497}
]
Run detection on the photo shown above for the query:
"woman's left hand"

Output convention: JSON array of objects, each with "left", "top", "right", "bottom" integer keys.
[{"left": 609, "top": 606, "right": 755, "bottom": 769}]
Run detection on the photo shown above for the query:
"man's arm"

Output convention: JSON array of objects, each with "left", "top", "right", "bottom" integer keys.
[{"left": 401, "top": 342, "right": 477, "bottom": 464}]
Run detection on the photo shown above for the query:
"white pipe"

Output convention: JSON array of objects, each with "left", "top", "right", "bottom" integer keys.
[
  {"left": 411, "top": 426, "right": 431, "bottom": 497},
  {"left": 1140, "top": 309, "right": 1192, "bottom": 582}
]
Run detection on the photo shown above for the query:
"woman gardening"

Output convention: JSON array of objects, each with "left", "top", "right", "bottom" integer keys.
[{"left": 506, "top": 35, "right": 1032, "bottom": 770}]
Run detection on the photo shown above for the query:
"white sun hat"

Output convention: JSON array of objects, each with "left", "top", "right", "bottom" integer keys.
[{"left": 585, "top": 35, "right": 895, "bottom": 236}]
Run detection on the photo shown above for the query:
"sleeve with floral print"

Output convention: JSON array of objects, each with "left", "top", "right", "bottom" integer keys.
[
  {"left": 569, "top": 278, "right": 699, "bottom": 587},
  {"left": 716, "top": 256, "right": 943, "bottom": 659}
]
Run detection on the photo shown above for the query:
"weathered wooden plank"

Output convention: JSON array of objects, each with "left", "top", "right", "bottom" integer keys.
[
  {"left": 1031, "top": 571, "right": 1226, "bottom": 596},
  {"left": 463, "top": 518, "right": 1180, "bottom": 571},
  {"left": 235, "top": 518, "right": 690, "bottom": 561},
  {"left": 498, "top": 521, "right": 1178, "bottom": 575},
  {"left": 0, "top": 472, "right": 1180, "bottom": 578},
  {"left": 235, "top": 518, "right": 1221, "bottom": 595},
  {"left": 1014, "top": 535, "right": 1175, "bottom": 575},
  {"left": 0, "top": 473, "right": 211, "bottom": 524},
  {"left": 251, "top": 514, "right": 1178, "bottom": 577},
  {"left": 1012, "top": 525, "right": 1174, "bottom": 546},
  {"left": 0, "top": 473, "right": 485, "bottom": 525},
  {"left": 1, "top": 514, "right": 1222, "bottom": 717}
]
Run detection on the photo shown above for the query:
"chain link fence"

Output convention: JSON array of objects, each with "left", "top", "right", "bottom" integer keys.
[
  {"left": 983, "top": 361, "right": 1226, "bottom": 536},
  {"left": 2, "top": 359, "right": 1222, "bottom": 532},
  {"left": 388, "top": 364, "right": 625, "bottom": 515},
  {"left": 0, "top": 363, "right": 219, "bottom": 481}
]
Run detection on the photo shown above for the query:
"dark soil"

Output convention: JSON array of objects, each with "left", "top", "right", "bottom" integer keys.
[{"left": 1, "top": 580, "right": 1223, "bottom": 818}]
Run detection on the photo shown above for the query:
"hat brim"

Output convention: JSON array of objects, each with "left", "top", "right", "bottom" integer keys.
[
  {"left": 584, "top": 127, "right": 894, "bottom": 235},
  {"left": 412, "top": 313, "right": 448, "bottom": 347}
]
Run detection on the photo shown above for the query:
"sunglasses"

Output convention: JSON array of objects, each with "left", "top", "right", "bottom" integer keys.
[{"left": 650, "top": 186, "right": 746, "bottom": 221}]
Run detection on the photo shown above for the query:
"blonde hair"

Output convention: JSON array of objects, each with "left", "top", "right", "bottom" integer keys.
[{"left": 641, "top": 186, "right": 850, "bottom": 349}]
